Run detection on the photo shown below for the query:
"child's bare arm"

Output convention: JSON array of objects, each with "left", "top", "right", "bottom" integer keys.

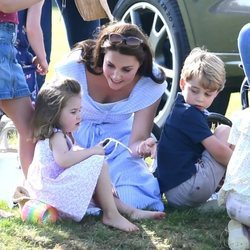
[
  {"left": 26, "top": 1, "right": 48, "bottom": 75},
  {"left": 50, "top": 132, "right": 105, "bottom": 168},
  {"left": 0, "top": 0, "right": 42, "bottom": 12},
  {"left": 202, "top": 133, "right": 233, "bottom": 167}
]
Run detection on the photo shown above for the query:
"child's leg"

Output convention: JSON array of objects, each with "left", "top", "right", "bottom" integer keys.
[
  {"left": 94, "top": 161, "right": 139, "bottom": 232},
  {"left": 1, "top": 97, "right": 34, "bottom": 177},
  {"left": 228, "top": 219, "right": 250, "bottom": 250},
  {"left": 226, "top": 192, "right": 250, "bottom": 227},
  {"left": 214, "top": 124, "right": 231, "bottom": 146},
  {"left": 113, "top": 197, "right": 165, "bottom": 220},
  {"left": 213, "top": 124, "right": 232, "bottom": 166}
]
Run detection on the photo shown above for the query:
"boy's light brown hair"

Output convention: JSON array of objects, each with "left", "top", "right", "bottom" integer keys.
[{"left": 180, "top": 47, "right": 226, "bottom": 92}]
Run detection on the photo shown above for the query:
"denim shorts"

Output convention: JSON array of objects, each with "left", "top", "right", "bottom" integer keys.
[{"left": 0, "top": 22, "right": 30, "bottom": 100}]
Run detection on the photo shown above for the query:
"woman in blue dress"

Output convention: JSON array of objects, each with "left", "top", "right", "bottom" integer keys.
[{"left": 55, "top": 22, "right": 167, "bottom": 211}]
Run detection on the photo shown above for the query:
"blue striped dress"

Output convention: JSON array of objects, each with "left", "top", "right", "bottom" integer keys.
[{"left": 56, "top": 50, "right": 167, "bottom": 211}]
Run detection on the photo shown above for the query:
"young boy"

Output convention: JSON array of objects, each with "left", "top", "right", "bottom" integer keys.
[{"left": 157, "top": 47, "right": 233, "bottom": 208}]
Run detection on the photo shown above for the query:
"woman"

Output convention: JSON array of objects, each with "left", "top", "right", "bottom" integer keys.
[{"left": 55, "top": 22, "right": 167, "bottom": 211}]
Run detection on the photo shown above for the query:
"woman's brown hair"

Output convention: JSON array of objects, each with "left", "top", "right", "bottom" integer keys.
[{"left": 73, "top": 21, "right": 165, "bottom": 84}]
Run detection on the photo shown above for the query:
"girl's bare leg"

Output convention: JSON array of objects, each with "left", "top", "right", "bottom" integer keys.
[
  {"left": 114, "top": 197, "right": 165, "bottom": 221},
  {"left": 2, "top": 97, "right": 34, "bottom": 177},
  {"left": 94, "top": 162, "right": 139, "bottom": 232}
]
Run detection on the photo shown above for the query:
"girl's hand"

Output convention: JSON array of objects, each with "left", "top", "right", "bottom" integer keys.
[
  {"left": 92, "top": 143, "right": 105, "bottom": 156},
  {"left": 136, "top": 138, "right": 157, "bottom": 159}
]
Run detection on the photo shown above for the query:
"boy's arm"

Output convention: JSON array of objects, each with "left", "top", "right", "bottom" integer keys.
[
  {"left": 202, "top": 132, "right": 233, "bottom": 167},
  {"left": 0, "top": 0, "right": 42, "bottom": 12},
  {"left": 50, "top": 132, "right": 105, "bottom": 168},
  {"left": 26, "top": 0, "right": 48, "bottom": 75}
]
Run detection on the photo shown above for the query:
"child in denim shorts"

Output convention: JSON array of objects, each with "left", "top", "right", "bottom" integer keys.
[
  {"left": 157, "top": 47, "right": 233, "bottom": 208},
  {"left": 0, "top": 0, "right": 42, "bottom": 177}
]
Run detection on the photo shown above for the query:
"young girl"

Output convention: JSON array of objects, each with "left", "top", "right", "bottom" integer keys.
[{"left": 24, "top": 78, "right": 165, "bottom": 231}]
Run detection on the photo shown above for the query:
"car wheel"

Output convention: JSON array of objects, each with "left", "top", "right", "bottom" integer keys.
[
  {"left": 208, "top": 89, "right": 231, "bottom": 115},
  {"left": 113, "top": 0, "right": 190, "bottom": 128},
  {"left": 0, "top": 115, "right": 17, "bottom": 152}
]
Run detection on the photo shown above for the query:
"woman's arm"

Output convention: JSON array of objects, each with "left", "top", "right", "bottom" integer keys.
[
  {"left": 26, "top": 1, "right": 48, "bottom": 75},
  {"left": 50, "top": 132, "right": 105, "bottom": 168},
  {"left": 0, "top": 0, "right": 42, "bottom": 12},
  {"left": 129, "top": 99, "right": 160, "bottom": 159}
]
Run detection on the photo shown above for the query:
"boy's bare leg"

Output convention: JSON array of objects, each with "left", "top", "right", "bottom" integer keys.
[{"left": 94, "top": 162, "right": 139, "bottom": 232}]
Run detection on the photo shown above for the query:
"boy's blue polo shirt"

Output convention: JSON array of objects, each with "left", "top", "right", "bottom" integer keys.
[{"left": 157, "top": 93, "right": 213, "bottom": 193}]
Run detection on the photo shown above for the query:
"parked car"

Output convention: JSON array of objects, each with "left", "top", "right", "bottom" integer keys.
[{"left": 107, "top": 0, "right": 250, "bottom": 129}]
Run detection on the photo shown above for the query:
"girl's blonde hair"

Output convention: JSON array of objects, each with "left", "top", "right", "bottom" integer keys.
[
  {"left": 181, "top": 47, "right": 226, "bottom": 92},
  {"left": 32, "top": 78, "right": 81, "bottom": 141}
]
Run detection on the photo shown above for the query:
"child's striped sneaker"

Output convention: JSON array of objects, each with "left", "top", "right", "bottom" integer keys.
[{"left": 228, "top": 219, "right": 250, "bottom": 250}]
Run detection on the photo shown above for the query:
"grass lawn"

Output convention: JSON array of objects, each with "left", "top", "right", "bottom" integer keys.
[
  {"left": 0, "top": 7, "right": 243, "bottom": 250},
  {"left": 0, "top": 200, "right": 230, "bottom": 250}
]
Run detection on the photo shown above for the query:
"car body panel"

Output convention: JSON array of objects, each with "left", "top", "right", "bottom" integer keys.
[
  {"left": 180, "top": 0, "right": 250, "bottom": 52},
  {"left": 178, "top": 0, "right": 250, "bottom": 89}
]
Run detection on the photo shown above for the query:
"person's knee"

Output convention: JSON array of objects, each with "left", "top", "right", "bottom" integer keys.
[
  {"left": 226, "top": 193, "right": 250, "bottom": 227},
  {"left": 214, "top": 124, "right": 230, "bottom": 143}
]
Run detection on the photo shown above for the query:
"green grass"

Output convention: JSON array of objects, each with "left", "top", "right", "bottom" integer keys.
[{"left": 0, "top": 202, "right": 230, "bottom": 249}]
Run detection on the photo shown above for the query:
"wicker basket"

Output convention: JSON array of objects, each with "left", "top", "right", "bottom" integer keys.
[{"left": 74, "top": 0, "right": 113, "bottom": 21}]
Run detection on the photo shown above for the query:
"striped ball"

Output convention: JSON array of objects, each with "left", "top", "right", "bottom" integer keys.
[{"left": 21, "top": 199, "right": 58, "bottom": 224}]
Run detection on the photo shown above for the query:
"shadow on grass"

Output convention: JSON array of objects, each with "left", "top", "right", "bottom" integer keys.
[{"left": 0, "top": 202, "right": 230, "bottom": 249}]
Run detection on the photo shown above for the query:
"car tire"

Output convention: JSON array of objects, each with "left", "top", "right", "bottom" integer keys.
[
  {"left": 113, "top": 0, "right": 190, "bottom": 128},
  {"left": 208, "top": 89, "right": 231, "bottom": 115},
  {"left": 0, "top": 115, "right": 17, "bottom": 152}
]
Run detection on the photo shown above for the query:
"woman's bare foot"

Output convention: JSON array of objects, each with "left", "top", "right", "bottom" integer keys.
[
  {"left": 129, "top": 209, "right": 165, "bottom": 220},
  {"left": 102, "top": 212, "right": 139, "bottom": 232}
]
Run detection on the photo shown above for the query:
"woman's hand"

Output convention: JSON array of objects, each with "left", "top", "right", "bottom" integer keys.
[{"left": 136, "top": 138, "right": 157, "bottom": 159}]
